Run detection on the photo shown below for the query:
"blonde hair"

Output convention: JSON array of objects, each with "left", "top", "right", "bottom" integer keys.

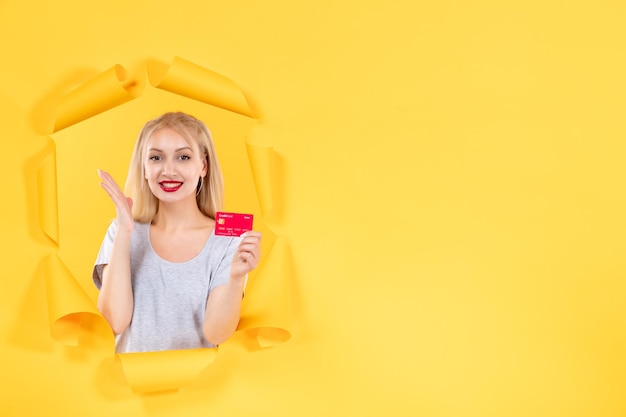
[{"left": 125, "top": 112, "right": 224, "bottom": 222}]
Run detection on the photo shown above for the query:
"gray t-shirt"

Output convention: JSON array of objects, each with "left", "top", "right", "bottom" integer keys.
[{"left": 92, "top": 220, "right": 240, "bottom": 353}]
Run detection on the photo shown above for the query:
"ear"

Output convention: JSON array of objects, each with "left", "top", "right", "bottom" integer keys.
[{"left": 201, "top": 154, "right": 208, "bottom": 177}]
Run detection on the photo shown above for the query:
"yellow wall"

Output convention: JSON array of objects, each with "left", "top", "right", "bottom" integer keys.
[{"left": 2, "top": 1, "right": 626, "bottom": 416}]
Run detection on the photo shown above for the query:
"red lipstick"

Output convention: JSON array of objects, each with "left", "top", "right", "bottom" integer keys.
[{"left": 159, "top": 181, "right": 183, "bottom": 192}]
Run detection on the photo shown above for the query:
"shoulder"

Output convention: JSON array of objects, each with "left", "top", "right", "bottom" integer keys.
[
  {"left": 105, "top": 219, "right": 151, "bottom": 235},
  {"left": 131, "top": 221, "right": 151, "bottom": 247}
]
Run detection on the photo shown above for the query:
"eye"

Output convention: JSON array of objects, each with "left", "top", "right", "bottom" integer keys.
[
  {"left": 149, "top": 155, "right": 162, "bottom": 161},
  {"left": 178, "top": 155, "right": 191, "bottom": 160}
]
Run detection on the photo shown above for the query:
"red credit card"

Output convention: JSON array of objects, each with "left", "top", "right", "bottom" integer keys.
[{"left": 215, "top": 212, "right": 253, "bottom": 237}]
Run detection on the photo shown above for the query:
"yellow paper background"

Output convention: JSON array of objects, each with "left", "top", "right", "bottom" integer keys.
[{"left": 2, "top": 1, "right": 626, "bottom": 416}]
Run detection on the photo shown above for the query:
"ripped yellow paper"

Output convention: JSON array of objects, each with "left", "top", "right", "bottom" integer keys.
[
  {"left": 148, "top": 57, "right": 254, "bottom": 118},
  {"left": 53, "top": 65, "right": 140, "bottom": 132},
  {"left": 37, "top": 148, "right": 59, "bottom": 244},
  {"left": 238, "top": 236, "right": 294, "bottom": 348},
  {"left": 244, "top": 123, "right": 287, "bottom": 233},
  {"left": 118, "top": 348, "right": 217, "bottom": 393},
  {"left": 44, "top": 254, "right": 111, "bottom": 346},
  {"left": 40, "top": 56, "right": 294, "bottom": 393},
  {"left": 246, "top": 144, "right": 277, "bottom": 220}
]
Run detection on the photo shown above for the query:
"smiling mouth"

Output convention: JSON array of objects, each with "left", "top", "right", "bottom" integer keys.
[{"left": 159, "top": 181, "right": 183, "bottom": 192}]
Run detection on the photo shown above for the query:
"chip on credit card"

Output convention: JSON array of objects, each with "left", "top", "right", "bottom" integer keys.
[{"left": 215, "top": 212, "right": 254, "bottom": 237}]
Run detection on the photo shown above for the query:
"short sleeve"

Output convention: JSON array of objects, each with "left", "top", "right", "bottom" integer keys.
[
  {"left": 92, "top": 220, "right": 117, "bottom": 290},
  {"left": 209, "top": 236, "right": 242, "bottom": 291}
]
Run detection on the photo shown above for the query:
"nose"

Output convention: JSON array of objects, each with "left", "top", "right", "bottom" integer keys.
[{"left": 162, "top": 159, "right": 176, "bottom": 176}]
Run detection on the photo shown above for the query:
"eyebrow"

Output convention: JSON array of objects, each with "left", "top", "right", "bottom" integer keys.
[{"left": 147, "top": 146, "right": 193, "bottom": 152}]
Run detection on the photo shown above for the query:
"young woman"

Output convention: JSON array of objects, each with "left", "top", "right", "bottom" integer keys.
[{"left": 92, "top": 112, "right": 261, "bottom": 353}]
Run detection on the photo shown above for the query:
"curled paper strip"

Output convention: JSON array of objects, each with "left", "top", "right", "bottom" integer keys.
[
  {"left": 53, "top": 65, "right": 139, "bottom": 132},
  {"left": 238, "top": 236, "right": 294, "bottom": 348},
  {"left": 241, "top": 128, "right": 292, "bottom": 346},
  {"left": 41, "top": 56, "right": 292, "bottom": 393},
  {"left": 118, "top": 348, "right": 217, "bottom": 393},
  {"left": 246, "top": 143, "right": 276, "bottom": 218},
  {"left": 44, "top": 254, "right": 110, "bottom": 346},
  {"left": 37, "top": 148, "right": 59, "bottom": 244},
  {"left": 51, "top": 57, "right": 253, "bottom": 134},
  {"left": 148, "top": 57, "right": 254, "bottom": 117},
  {"left": 245, "top": 141, "right": 286, "bottom": 233}
]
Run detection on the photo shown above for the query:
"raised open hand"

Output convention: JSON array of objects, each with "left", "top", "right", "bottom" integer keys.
[{"left": 98, "top": 169, "right": 134, "bottom": 233}]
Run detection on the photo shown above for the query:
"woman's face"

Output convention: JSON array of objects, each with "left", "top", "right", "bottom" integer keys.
[{"left": 143, "top": 128, "right": 207, "bottom": 204}]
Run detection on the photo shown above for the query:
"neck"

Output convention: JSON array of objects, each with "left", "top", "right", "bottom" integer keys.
[{"left": 152, "top": 199, "right": 208, "bottom": 230}]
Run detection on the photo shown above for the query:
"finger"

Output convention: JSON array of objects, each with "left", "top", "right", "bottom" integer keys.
[
  {"left": 237, "top": 243, "right": 260, "bottom": 254},
  {"left": 239, "top": 236, "right": 260, "bottom": 245},
  {"left": 98, "top": 170, "right": 120, "bottom": 190},
  {"left": 237, "top": 243, "right": 259, "bottom": 254},
  {"left": 99, "top": 182, "right": 127, "bottom": 205},
  {"left": 236, "top": 242, "right": 258, "bottom": 255},
  {"left": 98, "top": 173, "right": 124, "bottom": 195},
  {"left": 237, "top": 252, "right": 258, "bottom": 267},
  {"left": 99, "top": 181, "right": 120, "bottom": 200},
  {"left": 100, "top": 180, "right": 121, "bottom": 196},
  {"left": 98, "top": 170, "right": 124, "bottom": 192},
  {"left": 99, "top": 184, "right": 132, "bottom": 215},
  {"left": 236, "top": 249, "right": 259, "bottom": 265},
  {"left": 240, "top": 231, "right": 262, "bottom": 239},
  {"left": 102, "top": 178, "right": 121, "bottom": 192},
  {"left": 239, "top": 236, "right": 262, "bottom": 246}
]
